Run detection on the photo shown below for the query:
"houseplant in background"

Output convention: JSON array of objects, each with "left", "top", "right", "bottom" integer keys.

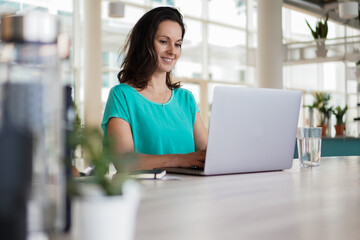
[
  {"left": 311, "top": 92, "right": 332, "bottom": 136},
  {"left": 332, "top": 105, "right": 348, "bottom": 136},
  {"left": 306, "top": 13, "right": 329, "bottom": 58},
  {"left": 318, "top": 104, "right": 333, "bottom": 136},
  {"left": 68, "top": 127, "right": 140, "bottom": 240}
]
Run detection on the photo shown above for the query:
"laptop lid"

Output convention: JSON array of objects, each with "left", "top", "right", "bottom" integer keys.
[{"left": 203, "top": 86, "right": 302, "bottom": 175}]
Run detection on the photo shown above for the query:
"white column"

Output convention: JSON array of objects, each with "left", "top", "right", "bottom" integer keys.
[
  {"left": 257, "top": 0, "right": 283, "bottom": 89},
  {"left": 201, "top": 0, "right": 209, "bottom": 128},
  {"left": 83, "top": 0, "right": 102, "bottom": 127},
  {"left": 73, "top": 0, "right": 81, "bottom": 113}
]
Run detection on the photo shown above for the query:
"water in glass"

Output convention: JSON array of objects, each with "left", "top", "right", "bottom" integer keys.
[{"left": 297, "top": 137, "right": 321, "bottom": 167}]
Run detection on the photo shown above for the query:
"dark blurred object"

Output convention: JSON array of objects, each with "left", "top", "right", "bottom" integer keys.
[
  {"left": 0, "top": 99, "right": 33, "bottom": 240},
  {"left": 0, "top": 81, "right": 34, "bottom": 240},
  {"left": 0, "top": 11, "right": 65, "bottom": 238},
  {"left": 64, "top": 85, "right": 73, "bottom": 232}
]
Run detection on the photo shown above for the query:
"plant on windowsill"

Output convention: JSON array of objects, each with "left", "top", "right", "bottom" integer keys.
[
  {"left": 318, "top": 105, "right": 333, "bottom": 136},
  {"left": 310, "top": 92, "right": 332, "bottom": 136},
  {"left": 332, "top": 105, "right": 348, "bottom": 136},
  {"left": 68, "top": 127, "right": 140, "bottom": 240},
  {"left": 305, "top": 13, "right": 329, "bottom": 58}
]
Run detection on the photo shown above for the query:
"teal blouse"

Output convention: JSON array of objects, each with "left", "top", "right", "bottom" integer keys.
[{"left": 101, "top": 84, "right": 199, "bottom": 155}]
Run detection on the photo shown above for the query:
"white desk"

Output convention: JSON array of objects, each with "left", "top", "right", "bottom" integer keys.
[{"left": 134, "top": 156, "right": 360, "bottom": 240}]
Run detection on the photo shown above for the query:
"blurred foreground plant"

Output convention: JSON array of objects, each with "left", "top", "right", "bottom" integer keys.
[{"left": 67, "top": 127, "right": 137, "bottom": 196}]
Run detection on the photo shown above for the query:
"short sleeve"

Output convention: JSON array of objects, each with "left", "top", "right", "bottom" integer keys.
[
  {"left": 192, "top": 93, "right": 200, "bottom": 113},
  {"left": 180, "top": 88, "right": 200, "bottom": 128},
  {"left": 101, "top": 85, "right": 131, "bottom": 134}
]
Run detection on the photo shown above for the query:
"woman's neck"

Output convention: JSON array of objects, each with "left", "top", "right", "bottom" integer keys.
[
  {"left": 148, "top": 72, "right": 168, "bottom": 91},
  {"left": 136, "top": 72, "right": 172, "bottom": 104}
]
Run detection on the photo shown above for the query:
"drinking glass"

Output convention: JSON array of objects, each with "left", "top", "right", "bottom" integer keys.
[{"left": 296, "top": 127, "right": 322, "bottom": 167}]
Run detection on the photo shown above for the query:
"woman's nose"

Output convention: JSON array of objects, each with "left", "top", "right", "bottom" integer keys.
[{"left": 166, "top": 44, "right": 176, "bottom": 54}]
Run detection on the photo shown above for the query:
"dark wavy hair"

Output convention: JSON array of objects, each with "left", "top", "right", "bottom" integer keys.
[{"left": 117, "top": 7, "right": 185, "bottom": 89}]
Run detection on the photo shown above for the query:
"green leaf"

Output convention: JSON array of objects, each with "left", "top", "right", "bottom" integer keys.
[
  {"left": 306, "top": 13, "right": 329, "bottom": 40},
  {"left": 67, "top": 126, "right": 138, "bottom": 197},
  {"left": 306, "top": 20, "right": 317, "bottom": 39}
]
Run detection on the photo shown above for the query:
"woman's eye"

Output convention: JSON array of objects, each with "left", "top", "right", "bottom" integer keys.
[
  {"left": 175, "top": 43, "right": 182, "bottom": 48},
  {"left": 160, "top": 40, "right": 167, "bottom": 44}
]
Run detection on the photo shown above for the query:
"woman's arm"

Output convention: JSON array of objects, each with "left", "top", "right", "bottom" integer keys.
[
  {"left": 193, "top": 112, "right": 208, "bottom": 151},
  {"left": 107, "top": 117, "right": 206, "bottom": 170}
]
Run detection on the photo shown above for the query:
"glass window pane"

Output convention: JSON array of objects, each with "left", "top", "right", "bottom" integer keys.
[
  {"left": 246, "top": 66, "right": 256, "bottom": 85},
  {"left": 248, "top": 0, "right": 257, "bottom": 30},
  {"left": 103, "top": 51, "right": 119, "bottom": 68},
  {"left": 122, "top": 0, "right": 145, "bottom": 4},
  {"left": 182, "top": 83, "right": 200, "bottom": 105},
  {"left": 326, "top": 21, "right": 337, "bottom": 39},
  {"left": 52, "top": 0, "right": 73, "bottom": 12},
  {"left": 283, "top": 64, "right": 319, "bottom": 90},
  {"left": 183, "top": 18, "right": 202, "bottom": 51},
  {"left": 323, "top": 62, "right": 345, "bottom": 92},
  {"left": 102, "top": 5, "right": 145, "bottom": 53},
  {"left": 102, "top": 72, "right": 110, "bottom": 88},
  {"left": 208, "top": 0, "right": 246, "bottom": 28},
  {"left": 175, "top": 19, "right": 202, "bottom": 78},
  {"left": 331, "top": 93, "right": 346, "bottom": 107},
  {"left": 248, "top": 32, "right": 257, "bottom": 48},
  {"left": 347, "top": 80, "right": 358, "bottom": 94},
  {"left": 1, "top": 1, "right": 21, "bottom": 11},
  {"left": 208, "top": 25, "right": 246, "bottom": 47},
  {"left": 208, "top": 25, "right": 246, "bottom": 82},
  {"left": 151, "top": 0, "right": 175, "bottom": 7},
  {"left": 347, "top": 94, "right": 358, "bottom": 106},
  {"left": 346, "top": 26, "right": 360, "bottom": 37},
  {"left": 23, "top": 4, "right": 47, "bottom": 12},
  {"left": 174, "top": 61, "right": 202, "bottom": 79},
  {"left": 290, "top": 10, "right": 317, "bottom": 41},
  {"left": 102, "top": 71, "right": 118, "bottom": 103},
  {"left": 174, "top": 0, "right": 202, "bottom": 18}
]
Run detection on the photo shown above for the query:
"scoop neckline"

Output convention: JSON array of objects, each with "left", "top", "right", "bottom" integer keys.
[{"left": 123, "top": 84, "right": 174, "bottom": 106}]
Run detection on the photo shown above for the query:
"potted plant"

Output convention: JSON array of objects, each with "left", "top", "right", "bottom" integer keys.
[
  {"left": 332, "top": 105, "right": 348, "bottom": 136},
  {"left": 310, "top": 92, "right": 332, "bottom": 136},
  {"left": 318, "top": 104, "right": 333, "bottom": 136},
  {"left": 68, "top": 127, "right": 140, "bottom": 240},
  {"left": 306, "top": 13, "right": 329, "bottom": 58}
]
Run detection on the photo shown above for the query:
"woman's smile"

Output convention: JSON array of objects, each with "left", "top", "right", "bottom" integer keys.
[{"left": 161, "top": 57, "right": 174, "bottom": 63}]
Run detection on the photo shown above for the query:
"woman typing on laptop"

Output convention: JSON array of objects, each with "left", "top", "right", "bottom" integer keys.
[{"left": 101, "top": 7, "right": 208, "bottom": 170}]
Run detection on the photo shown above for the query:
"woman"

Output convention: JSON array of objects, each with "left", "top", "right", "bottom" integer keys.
[{"left": 101, "top": 7, "right": 208, "bottom": 170}]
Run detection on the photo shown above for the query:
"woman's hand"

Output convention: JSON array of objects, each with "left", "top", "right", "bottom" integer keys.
[{"left": 173, "top": 150, "right": 206, "bottom": 168}]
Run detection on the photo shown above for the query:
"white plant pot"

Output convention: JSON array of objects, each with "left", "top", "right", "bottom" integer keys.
[
  {"left": 316, "top": 47, "right": 328, "bottom": 58},
  {"left": 72, "top": 180, "right": 141, "bottom": 240},
  {"left": 315, "top": 39, "right": 328, "bottom": 58}
]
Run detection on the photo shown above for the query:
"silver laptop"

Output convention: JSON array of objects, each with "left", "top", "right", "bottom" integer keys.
[{"left": 163, "top": 86, "right": 302, "bottom": 176}]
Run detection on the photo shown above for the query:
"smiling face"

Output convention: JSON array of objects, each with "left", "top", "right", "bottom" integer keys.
[{"left": 153, "top": 20, "right": 183, "bottom": 74}]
